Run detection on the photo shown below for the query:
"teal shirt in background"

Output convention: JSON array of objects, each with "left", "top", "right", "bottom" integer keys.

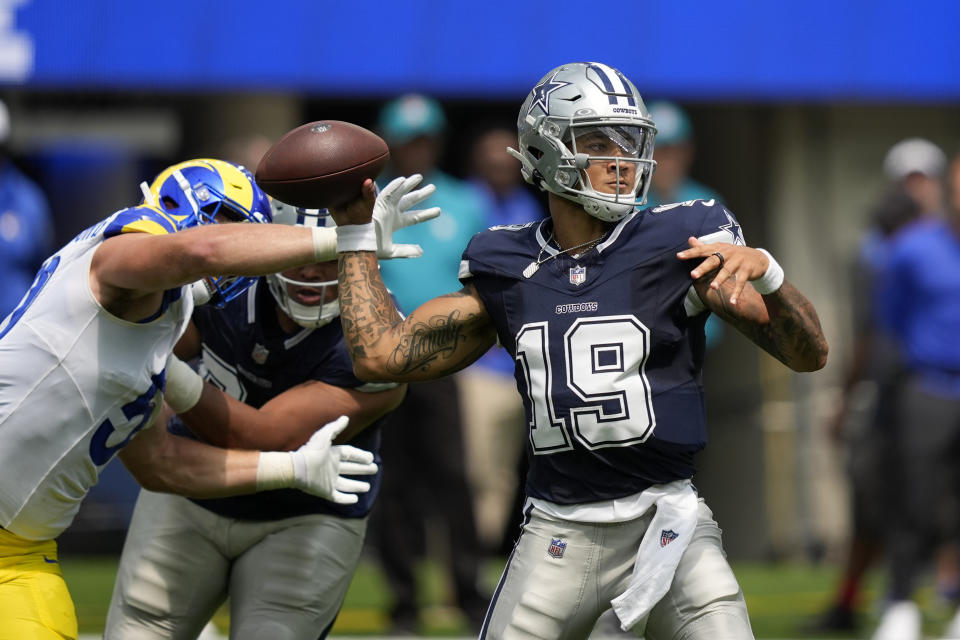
[{"left": 379, "top": 170, "right": 488, "bottom": 314}]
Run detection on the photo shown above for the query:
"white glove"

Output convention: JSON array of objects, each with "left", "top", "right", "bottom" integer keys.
[
  {"left": 373, "top": 174, "right": 442, "bottom": 259},
  {"left": 256, "top": 415, "right": 378, "bottom": 504}
]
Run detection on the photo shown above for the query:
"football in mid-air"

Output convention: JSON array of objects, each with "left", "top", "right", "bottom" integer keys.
[{"left": 255, "top": 120, "right": 389, "bottom": 208}]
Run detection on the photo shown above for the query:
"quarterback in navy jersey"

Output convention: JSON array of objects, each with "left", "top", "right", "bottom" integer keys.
[
  {"left": 462, "top": 198, "right": 743, "bottom": 506},
  {"left": 330, "top": 62, "right": 827, "bottom": 640}
]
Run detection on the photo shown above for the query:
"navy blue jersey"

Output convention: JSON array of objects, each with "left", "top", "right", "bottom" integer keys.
[
  {"left": 171, "top": 279, "right": 386, "bottom": 520},
  {"left": 459, "top": 199, "right": 744, "bottom": 504}
]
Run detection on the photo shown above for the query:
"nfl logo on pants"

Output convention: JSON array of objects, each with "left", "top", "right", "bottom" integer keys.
[{"left": 548, "top": 537, "right": 566, "bottom": 558}]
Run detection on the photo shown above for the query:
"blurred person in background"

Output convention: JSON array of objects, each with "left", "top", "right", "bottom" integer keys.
[
  {"left": 330, "top": 61, "right": 827, "bottom": 640},
  {"left": 461, "top": 125, "right": 546, "bottom": 556},
  {"left": 105, "top": 202, "right": 405, "bottom": 640},
  {"left": 643, "top": 100, "right": 722, "bottom": 209},
  {"left": 0, "top": 157, "right": 432, "bottom": 639},
  {"left": 807, "top": 137, "right": 943, "bottom": 635},
  {"left": 370, "top": 94, "right": 491, "bottom": 634},
  {"left": 805, "top": 188, "right": 924, "bottom": 634},
  {"left": 218, "top": 132, "right": 274, "bottom": 176},
  {"left": 884, "top": 137, "right": 947, "bottom": 217},
  {"left": 0, "top": 98, "right": 54, "bottom": 320},
  {"left": 869, "top": 147, "right": 960, "bottom": 640}
]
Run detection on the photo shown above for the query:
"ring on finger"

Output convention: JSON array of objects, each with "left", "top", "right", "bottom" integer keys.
[{"left": 712, "top": 251, "right": 725, "bottom": 268}]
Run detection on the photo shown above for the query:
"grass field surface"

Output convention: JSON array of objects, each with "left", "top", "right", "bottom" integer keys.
[{"left": 62, "top": 552, "right": 953, "bottom": 638}]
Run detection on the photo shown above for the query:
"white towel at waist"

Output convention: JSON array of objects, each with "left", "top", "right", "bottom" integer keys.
[{"left": 610, "top": 480, "right": 700, "bottom": 631}]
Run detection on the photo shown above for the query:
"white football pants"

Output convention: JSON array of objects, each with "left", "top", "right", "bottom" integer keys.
[
  {"left": 481, "top": 499, "right": 754, "bottom": 640},
  {"left": 104, "top": 489, "right": 366, "bottom": 640}
]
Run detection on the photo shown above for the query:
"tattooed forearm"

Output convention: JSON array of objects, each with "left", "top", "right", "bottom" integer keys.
[
  {"left": 388, "top": 291, "right": 493, "bottom": 376},
  {"left": 337, "top": 254, "right": 496, "bottom": 380},
  {"left": 714, "top": 280, "right": 828, "bottom": 372},
  {"left": 388, "top": 310, "right": 466, "bottom": 374},
  {"left": 338, "top": 252, "right": 403, "bottom": 361}
]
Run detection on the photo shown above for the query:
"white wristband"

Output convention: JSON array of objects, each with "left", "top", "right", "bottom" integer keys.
[
  {"left": 336, "top": 222, "right": 377, "bottom": 253},
  {"left": 311, "top": 226, "right": 337, "bottom": 262},
  {"left": 256, "top": 451, "right": 295, "bottom": 491},
  {"left": 164, "top": 355, "right": 204, "bottom": 413},
  {"left": 753, "top": 249, "right": 785, "bottom": 295}
]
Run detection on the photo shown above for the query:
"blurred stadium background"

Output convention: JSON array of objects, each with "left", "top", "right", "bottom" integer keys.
[{"left": 3, "top": 0, "right": 960, "bottom": 637}]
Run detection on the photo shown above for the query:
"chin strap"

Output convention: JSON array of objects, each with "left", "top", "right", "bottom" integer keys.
[
  {"left": 188, "top": 280, "right": 213, "bottom": 305},
  {"left": 172, "top": 170, "right": 200, "bottom": 215},
  {"left": 507, "top": 146, "right": 537, "bottom": 181},
  {"left": 139, "top": 181, "right": 157, "bottom": 207}
]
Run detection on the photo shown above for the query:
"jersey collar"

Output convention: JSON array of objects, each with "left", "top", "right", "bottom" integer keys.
[{"left": 534, "top": 209, "right": 638, "bottom": 257}]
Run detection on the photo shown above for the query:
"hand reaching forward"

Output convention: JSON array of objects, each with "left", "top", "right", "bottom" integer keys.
[
  {"left": 329, "top": 174, "right": 441, "bottom": 259},
  {"left": 256, "top": 415, "right": 378, "bottom": 504},
  {"left": 373, "top": 174, "right": 441, "bottom": 258}
]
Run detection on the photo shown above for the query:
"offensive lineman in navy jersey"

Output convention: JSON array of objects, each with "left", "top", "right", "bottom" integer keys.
[
  {"left": 104, "top": 203, "right": 407, "bottom": 639},
  {"left": 329, "top": 62, "right": 828, "bottom": 639}
]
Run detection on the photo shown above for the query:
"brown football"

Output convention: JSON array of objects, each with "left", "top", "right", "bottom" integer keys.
[{"left": 255, "top": 120, "right": 389, "bottom": 208}]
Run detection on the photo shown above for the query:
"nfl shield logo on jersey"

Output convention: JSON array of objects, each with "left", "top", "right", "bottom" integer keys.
[
  {"left": 569, "top": 265, "right": 586, "bottom": 286},
  {"left": 251, "top": 343, "right": 269, "bottom": 365},
  {"left": 660, "top": 529, "right": 679, "bottom": 547},
  {"left": 548, "top": 537, "right": 567, "bottom": 559}
]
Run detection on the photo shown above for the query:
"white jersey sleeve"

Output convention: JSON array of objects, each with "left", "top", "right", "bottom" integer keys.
[{"left": 0, "top": 208, "right": 193, "bottom": 540}]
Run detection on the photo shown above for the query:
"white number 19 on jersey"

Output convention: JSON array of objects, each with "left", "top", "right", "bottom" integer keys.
[{"left": 515, "top": 315, "right": 656, "bottom": 453}]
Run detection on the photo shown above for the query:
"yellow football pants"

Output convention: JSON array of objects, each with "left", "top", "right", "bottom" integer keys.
[{"left": 0, "top": 528, "right": 77, "bottom": 640}]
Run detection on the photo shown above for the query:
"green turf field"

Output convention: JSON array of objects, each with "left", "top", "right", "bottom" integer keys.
[{"left": 62, "top": 553, "right": 952, "bottom": 638}]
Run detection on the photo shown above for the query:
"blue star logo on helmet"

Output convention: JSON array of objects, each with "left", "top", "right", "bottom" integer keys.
[{"left": 528, "top": 70, "right": 571, "bottom": 117}]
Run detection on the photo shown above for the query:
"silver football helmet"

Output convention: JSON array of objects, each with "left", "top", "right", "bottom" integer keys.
[
  {"left": 267, "top": 199, "right": 340, "bottom": 329},
  {"left": 508, "top": 62, "right": 657, "bottom": 221}
]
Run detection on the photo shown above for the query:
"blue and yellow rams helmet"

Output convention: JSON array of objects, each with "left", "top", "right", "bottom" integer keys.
[
  {"left": 142, "top": 158, "right": 272, "bottom": 228},
  {"left": 140, "top": 158, "right": 273, "bottom": 308}
]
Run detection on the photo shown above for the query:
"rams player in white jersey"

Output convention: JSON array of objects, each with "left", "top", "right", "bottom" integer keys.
[
  {"left": 328, "top": 63, "right": 828, "bottom": 639},
  {"left": 0, "top": 158, "right": 436, "bottom": 639}
]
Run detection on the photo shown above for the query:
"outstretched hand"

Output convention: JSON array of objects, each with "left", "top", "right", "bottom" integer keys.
[
  {"left": 328, "top": 175, "right": 441, "bottom": 259},
  {"left": 372, "top": 174, "right": 441, "bottom": 259},
  {"left": 290, "top": 415, "right": 379, "bottom": 504},
  {"left": 676, "top": 237, "right": 771, "bottom": 305}
]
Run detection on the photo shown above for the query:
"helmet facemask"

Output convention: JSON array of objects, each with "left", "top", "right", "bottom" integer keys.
[
  {"left": 266, "top": 201, "right": 341, "bottom": 330},
  {"left": 267, "top": 271, "right": 340, "bottom": 329},
  {"left": 555, "top": 122, "right": 653, "bottom": 220}
]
